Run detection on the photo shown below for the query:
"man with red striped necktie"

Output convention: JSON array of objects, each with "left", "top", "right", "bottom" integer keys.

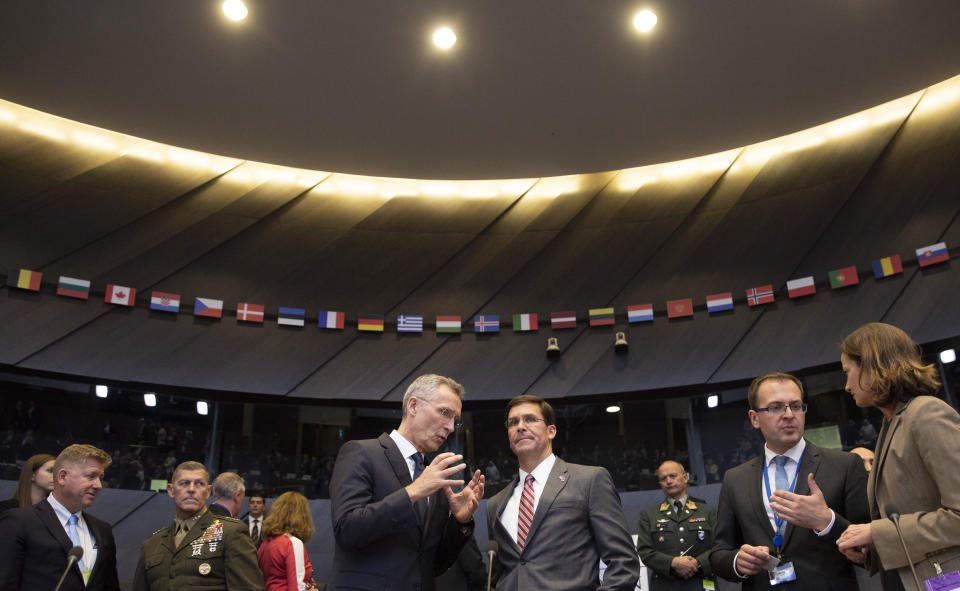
[{"left": 486, "top": 395, "right": 640, "bottom": 591}]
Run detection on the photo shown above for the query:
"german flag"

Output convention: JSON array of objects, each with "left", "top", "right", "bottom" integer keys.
[{"left": 358, "top": 314, "right": 384, "bottom": 332}]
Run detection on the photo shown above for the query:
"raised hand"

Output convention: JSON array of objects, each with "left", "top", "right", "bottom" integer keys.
[
  {"left": 446, "top": 469, "right": 485, "bottom": 523},
  {"left": 769, "top": 473, "right": 833, "bottom": 531},
  {"left": 405, "top": 452, "right": 466, "bottom": 503}
]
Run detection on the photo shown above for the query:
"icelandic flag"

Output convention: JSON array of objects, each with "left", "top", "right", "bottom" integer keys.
[
  {"left": 150, "top": 291, "right": 181, "bottom": 313},
  {"left": 627, "top": 304, "right": 654, "bottom": 323},
  {"left": 474, "top": 315, "right": 500, "bottom": 333},
  {"left": 916, "top": 242, "right": 949, "bottom": 267},
  {"left": 194, "top": 297, "right": 223, "bottom": 318},
  {"left": 706, "top": 292, "right": 734, "bottom": 313},
  {"left": 397, "top": 315, "right": 424, "bottom": 333},
  {"left": 318, "top": 310, "right": 345, "bottom": 329}
]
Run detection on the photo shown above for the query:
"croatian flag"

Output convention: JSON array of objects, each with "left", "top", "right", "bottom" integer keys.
[{"left": 150, "top": 291, "right": 180, "bottom": 313}]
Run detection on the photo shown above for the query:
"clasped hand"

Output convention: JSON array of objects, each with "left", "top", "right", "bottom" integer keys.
[{"left": 671, "top": 555, "right": 699, "bottom": 579}]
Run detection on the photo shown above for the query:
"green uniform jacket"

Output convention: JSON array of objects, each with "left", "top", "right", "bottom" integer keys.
[
  {"left": 132, "top": 511, "right": 263, "bottom": 591},
  {"left": 636, "top": 495, "right": 717, "bottom": 591}
]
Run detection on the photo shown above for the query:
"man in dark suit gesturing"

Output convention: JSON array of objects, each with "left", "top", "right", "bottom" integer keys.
[
  {"left": 487, "top": 395, "right": 640, "bottom": 591},
  {"left": 329, "top": 374, "right": 485, "bottom": 591},
  {"left": 0, "top": 443, "right": 120, "bottom": 591},
  {"left": 710, "top": 372, "right": 869, "bottom": 590}
]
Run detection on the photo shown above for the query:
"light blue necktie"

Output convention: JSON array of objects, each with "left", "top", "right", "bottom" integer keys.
[
  {"left": 774, "top": 455, "right": 790, "bottom": 493},
  {"left": 67, "top": 513, "right": 81, "bottom": 547}
]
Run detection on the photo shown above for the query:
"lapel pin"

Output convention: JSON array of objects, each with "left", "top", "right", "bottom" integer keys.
[{"left": 558, "top": 475, "right": 567, "bottom": 482}]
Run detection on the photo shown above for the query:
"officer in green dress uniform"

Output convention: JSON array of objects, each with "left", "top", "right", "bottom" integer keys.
[
  {"left": 132, "top": 461, "right": 263, "bottom": 591},
  {"left": 636, "top": 461, "right": 717, "bottom": 591}
]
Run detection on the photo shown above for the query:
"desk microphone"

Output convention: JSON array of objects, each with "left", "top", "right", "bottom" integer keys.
[
  {"left": 485, "top": 540, "right": 499, "bottom": 591},
  {"left": 54, "top": 546, "right": 83, "bottom": 591},
  {"left": 887, "top": 508, "right": 923, "bottom": 591}
]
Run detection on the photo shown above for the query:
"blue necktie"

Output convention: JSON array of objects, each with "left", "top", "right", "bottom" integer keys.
[
  {"left": 412, "top": 452, "right": 425, "bottom": 480},
  {"left": 774, "top": 455, "right": 789, "bottom": 492},
  {"left": 67, "top": 514, "right": 81, "bottom": 547}
]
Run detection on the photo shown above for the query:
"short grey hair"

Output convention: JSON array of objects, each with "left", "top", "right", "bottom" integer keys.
[
  {"left": 401, "top": 374, "right": 465, "bottom": 417},
  {"left": 171, "top": 461, "right": 209, "bottom": 484},
  {"left": 211, "top": 472, "right": 245, "bottom": 500}
]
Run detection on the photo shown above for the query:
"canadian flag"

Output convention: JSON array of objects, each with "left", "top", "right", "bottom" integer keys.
[{"left": 105, "top": 284, "right": 136, "bottom": 306}]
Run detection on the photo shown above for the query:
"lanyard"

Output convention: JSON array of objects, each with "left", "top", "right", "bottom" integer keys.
[{"left": 762, "top": 454, "right": 802, "bottom": 551}]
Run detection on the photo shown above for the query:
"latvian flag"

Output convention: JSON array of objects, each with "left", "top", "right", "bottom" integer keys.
[
  {"left": 627, "top": 304, "right": 654, "bottom": 323},
  {"left": 105, "top": 284, "right": 136, "bottom": 306},
  {"left": 236, "top": 302, "right": 264, "bottom": 323},
  {"left": 871, "top": 255, "right": 903, "bottom": 279},
  {"left": 705, "top": 292, "right": 734, "bottom": 313},
  {"left": 7, "top": 269, "right": 42, "bottom": 291},
  {"left": 397, "top": 315, "right": 423, "bottom": 333},
  {"left": 194, "top": 297, "right": 223, "bottom": 318},
  {"left": 150, "top": 291, "right": 180, "bottom": 313},
  {"left": 512, "top": 313, "right": 538, "bottom": 332},
  {"left": 474, "top": 315, "right": 500, "bottom": 333},
  {"left": 278, "top": 307, "right": 306, "bottom": 327},
  {"left": 358, "top": 314, "right": 384, "bottom": 332},
  {"left": 588, "top": 307, "right": 615, "bottom": 327},
  {"left": 551, "top": 311, "right": 577, "bottom": 329},
  {"left": 746, "top": 285, "right": 774, "bottom": 306},
  {"left": 666, "top": 298, "right": 693, "bottom": 319},
  {"left": 828, "top": 266, "right": 859, "bottom": 289},
  {"left": 916, "top": 242, "right": 949, "bottom": 267},
  {"left": 318, "top": 310, "right": 345, "bottom": 330},
  {"left": 57, "top": 276, "right": 90, "bottom": 299},
  {"left": 436, "top": 316, "right": 462, "bottom": 334},
  {"left": 786, "top": 276, "right": 816, "bottom": 299}
]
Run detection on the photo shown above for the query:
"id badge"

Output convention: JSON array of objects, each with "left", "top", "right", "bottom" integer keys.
[
  {"left": 925, "top": 570, "right": 960, "bottom": 591},
  {"left": 768, "top": 561, "right": 797, "bottom": 586},
  {"left": 702, "top": 579, "right": 716, "bottom": 590}
]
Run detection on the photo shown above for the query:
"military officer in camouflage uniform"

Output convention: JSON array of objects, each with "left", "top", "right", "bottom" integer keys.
[
  {"left": 132, "top": 461, "right": 262, "bottom": 591},
  {"left": 636, "top": 461, "right": 717, "bottom": 591}
]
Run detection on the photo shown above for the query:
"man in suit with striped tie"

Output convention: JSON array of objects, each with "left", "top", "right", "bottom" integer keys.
[{"left": 486, "top": 395, "right": 640, "bottom": 591}]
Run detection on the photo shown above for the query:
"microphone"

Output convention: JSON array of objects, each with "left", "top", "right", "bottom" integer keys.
[
  {"left": 485, "top": 540, "right": 499, "bottom": 591},
  {"left": 54, "top": 546, "right": 83, "bottom": 591},
  {"left": 887, "top": 509, "right": 922, "bottom": 591}
]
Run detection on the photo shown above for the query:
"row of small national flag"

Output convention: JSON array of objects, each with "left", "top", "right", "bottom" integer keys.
[{"left": 3, "top": 241, "right": 950, "bottom": 330}]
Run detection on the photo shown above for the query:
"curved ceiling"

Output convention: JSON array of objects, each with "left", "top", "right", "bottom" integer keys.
[{"left": 2, "top": 1, "right": 960, "bottom": 179}]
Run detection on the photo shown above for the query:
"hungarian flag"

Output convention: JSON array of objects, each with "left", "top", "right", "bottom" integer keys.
[
  {"left": 666, "top": 298, "right": 693, "bottom": 318},
  {"left": 436, "top": 316, "right": 462, "bottom": 334},
  {"left": 550, "top": 311, "right": 577, "bottom": 329},
  {"left": 746, "top": 285, "right": 774, "bottom": 306},
  {"left": 706, "top": 292, "right": 734, "bottom": 313},
  {"left": 278, "top": 307, "right": 306, "bottom": 327},
  {"left": 105, "top": 284, "right": 136, "bottom": 306},
  {"left": 512, "top": 313, "right": 538, "bottom": 332},
  {"left": 194, "top": 297, "right": 223, "bottom": 318},
  {"left": 57, "top": 276, "right": 90, "bottom": 299},
  {"left": 828, "top": 266, "right": 859, "bottom": 289},
  {"left": 787, "top": 276, "right": 816, "bottom": 298},
  {"left": 236, "top": 302, "right": 264, "bottom": 323},
  {"left": 627, "top": 304, "right": 654, "bottom": 323},
  {"left": 588, "top": 307, "right": 615, "bottom": 326},
  {"left": 7, "top": 269, "right": 42, "bottom": 291},
  {"left": 871, "top": 255, "right": 903, "bottom": 279},
  {"left": 150, "top": 291, "right": 180, "bottom": 312},
  {"left": 916, "top": 242, "right": 949, "bottom": 267},
  {"left": 358, "top": 314, "right": 384, "bottom": 332},
  {"left": 474, "top": 315, "right": 500, "bottom": 333},
  {"left": 318, "top": 310, "right": 345, "bottom": 329}
]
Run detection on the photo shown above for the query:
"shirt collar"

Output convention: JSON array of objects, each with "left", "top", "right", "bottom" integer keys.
[
  {"left": 764, "top": 438, "right": 806, "bottom": 466},
  {"left": 667, "top": 494, "right": 689, "bottom": 505},
  {"left": 519, "top": 453, "right": 556, "bottom": 484},
  {"left": 46, "top": 493, "right": 78, "bottom": 526},
  {"left": 176, "top": 506, "right": 207, "bottom": 533},
  {"left": 390, "top": 429, "right": 419, "bottom": 460}
]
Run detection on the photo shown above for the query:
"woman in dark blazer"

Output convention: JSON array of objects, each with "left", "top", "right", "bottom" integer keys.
[{"left": 836, "top": 322, "right": 960, "bottom": 590}]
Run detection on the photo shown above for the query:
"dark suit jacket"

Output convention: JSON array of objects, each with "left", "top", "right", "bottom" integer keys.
[
  {"left": 710, "top": 440, "right": 869, "bottom": 590},
  {"left": 329, "top": 433, "right": 473, "bottom": 591},
  {"left": 208, "top": 502, "right": 232, "bottom": 517},
  {"left": 486, "top": 458, "right": 640, "bottom": 591},
  {"left": 243, "top": 515, "right": 264, "bottom": 549},
  {"left": 0, "top": 498, "right": 120, "bottom": 591}
]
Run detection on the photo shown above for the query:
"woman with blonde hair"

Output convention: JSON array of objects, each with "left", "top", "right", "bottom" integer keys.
[
  {"left": 836, "top": 322, "right": 960, "bottom": 590},
  {"left": 257, "top": 491, "right": 317, "bottom": 591},
  {"left": 0, "top": 453, "right": 56, "bottom": 513}
]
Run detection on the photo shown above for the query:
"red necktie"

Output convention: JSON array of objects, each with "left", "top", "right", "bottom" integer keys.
[{"left": 517, "top": 474, "right": 535, "bottom": 549}]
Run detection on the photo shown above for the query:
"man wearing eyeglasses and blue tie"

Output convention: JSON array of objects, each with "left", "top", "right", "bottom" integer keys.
[
  {"left": 710, "top": 372, "right": 869, "bottom": 590},
  {"left": 329, "top": 374, "right": 484, "bottom": 591}
]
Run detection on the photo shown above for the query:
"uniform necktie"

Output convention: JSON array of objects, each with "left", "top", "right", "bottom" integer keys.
[
  {"left": 674, "top": 500, "right": 684, "bottom": 515},
  {"left": 517, "top": 474, "right": 535, "bottom": 549},
  {"left": 174, "top": 522, "right": 188, "bottom": 547},
  {"left": 67, "top": 514, "right": 81, "bottom": 547},
  {"left": 251, "top": 518, "right": 259, "bottom": 541},
  {"left": 774, "top": 455, "right": 789, "bottom": 492},
  {"left": 412, "top": 452, "right": 425, "bottom": 480}
]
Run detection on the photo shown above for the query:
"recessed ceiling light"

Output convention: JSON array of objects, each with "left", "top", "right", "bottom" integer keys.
[
  {"left": 223, "top": 0, "right": 248, "bottom": 22},
  {"left": 433, "top": 27, "right": 457, "bottom": 50},
  {"left": 633, "top": 9, "right": 658, "bottom": 33}
]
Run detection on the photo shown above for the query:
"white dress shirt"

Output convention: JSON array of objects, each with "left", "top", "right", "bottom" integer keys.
[
  {"left": 48, "top": 494, "right": 98, "bottom": 583},
  {"left": 389, "top": 429, "right": 420, "bottom": 480},
  {"left": 499, "top": 453, "right": 556, "bottom": 545}
]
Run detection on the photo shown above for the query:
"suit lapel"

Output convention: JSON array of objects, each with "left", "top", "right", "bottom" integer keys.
[
  {"left": 749, "top": 456, "right": 775, "bottom": 538},
  {"left": 491, "top": 476, "right": 520, "bottom": 551},
  {"left": 782, "top": 442, "right": 819, "bottom": 548},
  {"left": 36, "top": 501, "right": 84, "bottom": 583},
  {"left": 869, "top": 402, "right": 907, "bottom": 515},
  {"left": 523, "top": 458, "right": 569, "bottom": 551},
  {"left": 379, "top": 433, "right": 413, "bottom": 487}
]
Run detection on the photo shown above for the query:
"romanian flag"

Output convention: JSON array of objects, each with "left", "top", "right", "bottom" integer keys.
[
  {"left": 588, "top": 307, "right": 615, "bottom": 326},
  {"left": 7, "top": 269, "right": 42, "bottom": 291},
  {"left": 358, "top": 314, "right": 384, "bottom": 332},
  {"left": 828, "top": 266, "right": 859, "bottom": 289},
  {"left": 871, "top": 255, "right": 903, "bottom": 279}
]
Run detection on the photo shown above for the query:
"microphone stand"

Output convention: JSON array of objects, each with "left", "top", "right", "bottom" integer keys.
[{"left": 889, "top": 512, "right": 923, "bottom": 591}]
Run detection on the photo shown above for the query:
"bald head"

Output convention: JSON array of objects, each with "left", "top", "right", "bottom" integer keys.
[
  {"left": 850, "top": 447, "right": 875, "bottom": 472},
  {"left": 657, "top": 461, "right": 689, "bottom": 500}
]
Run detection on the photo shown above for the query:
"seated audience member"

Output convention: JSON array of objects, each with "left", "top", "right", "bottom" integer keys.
[
  {"left": 258, "top": 491, "right": 317, "bottom": 591},
  {"left": 0, "top": 452, "right": 55, "bottom": 513},
  {"left": 0, "top": 444, "right": 119, "bottom": 591}
]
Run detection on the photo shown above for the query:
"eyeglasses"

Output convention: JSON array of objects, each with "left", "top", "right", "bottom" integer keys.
[
  {"left": 505, "top": 416, "right": 546, "bottom": 429},
  {"left": 420, "top": 398, "right": 462, "bottom": 430},
  {"left": 755, "top": 402, "right": 808, "bottom": 415}
]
